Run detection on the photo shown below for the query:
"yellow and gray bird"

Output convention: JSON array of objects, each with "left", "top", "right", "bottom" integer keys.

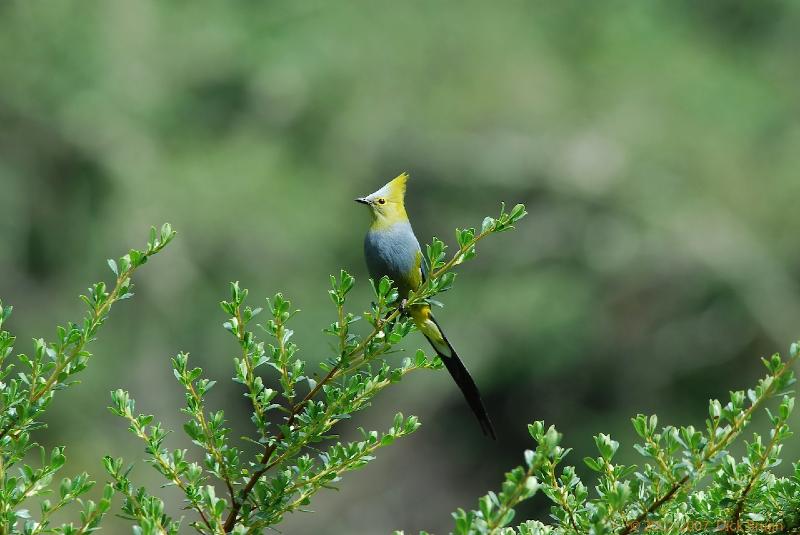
[{"left": 356, "top": 172, "right": 496, "bottom": 439}]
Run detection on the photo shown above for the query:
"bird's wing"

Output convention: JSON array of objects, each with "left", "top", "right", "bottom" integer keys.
[{"left": 409, "top": 250, "right": 426, "bottom": 289}]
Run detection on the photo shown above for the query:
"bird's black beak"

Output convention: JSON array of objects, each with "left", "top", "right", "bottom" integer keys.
[{"left": 355, "top": 197, "right": 370, "bottom": 205}]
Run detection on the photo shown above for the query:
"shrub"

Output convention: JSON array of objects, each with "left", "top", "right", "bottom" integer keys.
[
  {"left": 0, "top": 205, "right": 532, "bottom": 534},
  {"left": 0, "top": 224, "right": 175, "bottom": 534},
  {"left": 398, "top": 346, "right": 800, "bottom": 534},
  {"left": 3, "top": 206, "right": 798, "bottom": 535}
]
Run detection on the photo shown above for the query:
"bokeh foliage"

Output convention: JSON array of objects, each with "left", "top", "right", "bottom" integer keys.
[{"left": 1, "top": 1, "right": 799, "bottom": 533}]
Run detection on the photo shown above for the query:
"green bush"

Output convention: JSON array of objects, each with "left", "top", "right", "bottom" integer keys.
[
  {"left": 401, "top": 347, "right": 799, "bottom": 534},
  {"left": 2, "top": 206, "right": 798, "bottom": 535},
  {"left": 0, "top": 224, "right": 175, "bottom": 534}
]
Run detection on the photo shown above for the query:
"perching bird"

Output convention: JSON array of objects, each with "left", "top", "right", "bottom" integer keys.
[{"left": 356, "top": 172, "right": 496, "bottom": 439}]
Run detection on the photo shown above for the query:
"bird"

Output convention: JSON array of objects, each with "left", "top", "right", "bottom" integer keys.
[{"left": 355, "top": 172, "right": 496, "bottom": 439}]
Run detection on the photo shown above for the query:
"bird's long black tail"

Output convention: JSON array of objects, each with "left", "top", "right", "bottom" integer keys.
[{"left": 424, "top": 314, "right": 497, "bottom": 440}]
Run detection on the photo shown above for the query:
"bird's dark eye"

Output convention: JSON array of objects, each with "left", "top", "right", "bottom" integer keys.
[{"left": 377, "top": 198, "right": 386, "bottom": 204}]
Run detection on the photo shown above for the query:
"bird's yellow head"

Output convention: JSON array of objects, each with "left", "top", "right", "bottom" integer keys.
[{"left": 355, "top": 172, "right": 410, "bottom": 228}]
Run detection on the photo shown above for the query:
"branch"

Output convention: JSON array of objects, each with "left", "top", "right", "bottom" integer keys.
[
  {"left": 619, "top": 352, "right": 799, "bottom": 535},
  {"left": 727, "top": 415, "right": 790, "bottom": 533},
  {"left": 0, "top": 224, "right": 175, "bottom": 442}
]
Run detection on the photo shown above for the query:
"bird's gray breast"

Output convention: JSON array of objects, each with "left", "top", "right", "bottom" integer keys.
[{"left": 364, "top": 222, "right": 421, "bottom": 295}]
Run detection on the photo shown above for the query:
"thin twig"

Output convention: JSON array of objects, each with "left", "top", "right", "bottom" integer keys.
[
  {"left": 186, "top": 378, "right": 236, "bottom": 502},
  {"left": 129, "top": 419, "right": 220, "bottom": 534},
  {"left": 727, "top": 422, "right": 786, "bottom": 534},
  {"left": 486, "top": 464, "right": 537, "bottom": 534}
]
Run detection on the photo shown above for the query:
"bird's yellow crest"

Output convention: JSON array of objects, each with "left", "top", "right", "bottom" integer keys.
[
  {"left": 383, "top": 172, "right": 409, "bottom": 203},
  {"left": 355, "top": 172, "right": 411, "bottom": 228}
]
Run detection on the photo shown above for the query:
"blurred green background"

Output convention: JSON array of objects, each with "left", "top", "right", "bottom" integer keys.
[{"left": 1, "top": 1, "right": 799, "bottom": 533}]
